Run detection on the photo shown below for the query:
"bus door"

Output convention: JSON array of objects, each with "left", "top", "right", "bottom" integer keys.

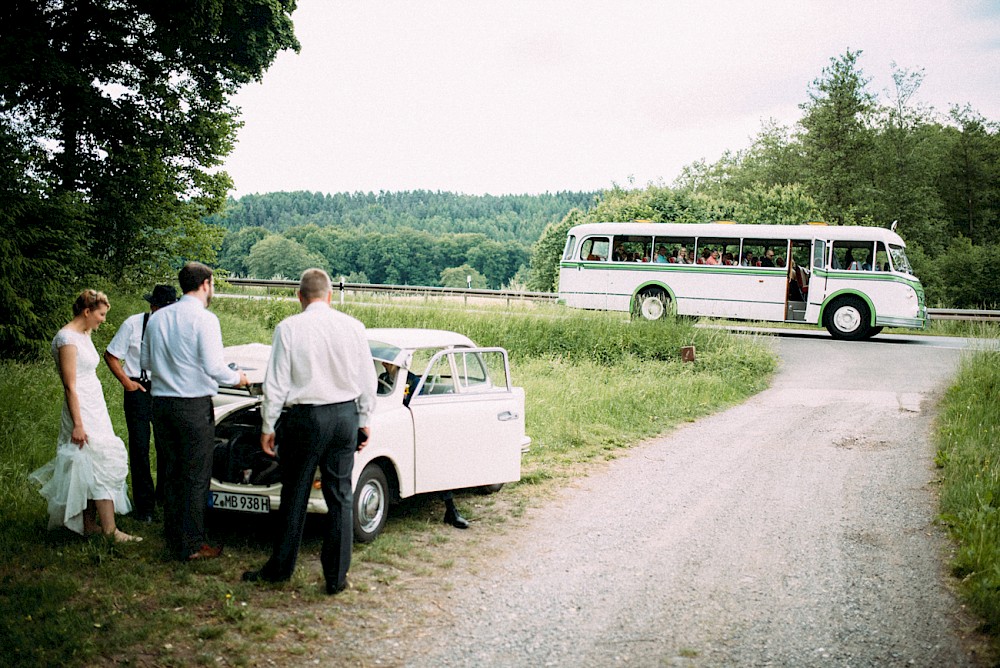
[
  {"left": 805, "top": 239, "right": 828, "bottom": 319},
  {"left": 785, "top": 240, "right": 811, "bottom": 321}
]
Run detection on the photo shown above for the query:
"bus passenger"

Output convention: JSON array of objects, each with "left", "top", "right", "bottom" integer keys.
[
  {"left": 706, "top": 250, "right": 720, "bottom": 265},
  {"left": 740, "top": 251, "right": 755, "bottom": 266},
  {"left": 845, "top": 250, "right": 861, "bottom": 270},
  {"left": 654, "top": 246, "right": 669, "bottom": 263},
  {"left": 722, "top": 252, "right": 735, "bottom": 265},
  {"left": 677, "top": 247, "right": 691, "bottom": 264},
  {"left": 760, "top": 249, "right": 776, "bottom": 267}
]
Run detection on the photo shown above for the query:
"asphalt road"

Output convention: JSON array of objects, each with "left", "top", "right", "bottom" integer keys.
[{"left": 397, "top": 332, "right": 990, "bottom": 667}]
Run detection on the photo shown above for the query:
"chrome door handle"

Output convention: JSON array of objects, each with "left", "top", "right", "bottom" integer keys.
[{"left": 497, "top": 411, "right": 519, "bottom": 421}]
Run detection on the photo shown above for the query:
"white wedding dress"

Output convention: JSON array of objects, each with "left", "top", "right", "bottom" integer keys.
[{"left": 30, "top": 328, "right": 131, "bottom": 534}]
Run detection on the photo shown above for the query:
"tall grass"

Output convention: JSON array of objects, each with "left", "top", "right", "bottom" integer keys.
[
  {"left": 936, "top": 348, "right": 1000, "bottom": 633},
  {"left": 1, "top": 292, "right": 775, "bottom": 666}
]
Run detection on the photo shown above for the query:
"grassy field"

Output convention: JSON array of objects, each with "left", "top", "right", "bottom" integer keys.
[
  {"left": 936, "top": 347, "right": 1000, "bottom": 636},
  {"left": 0, "top": 291, "right": 776, "bottom": 667}
]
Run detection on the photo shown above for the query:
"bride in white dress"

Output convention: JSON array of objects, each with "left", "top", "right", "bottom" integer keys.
[{"left": 30, "top": 290, "right": 140, "bottom": 542}]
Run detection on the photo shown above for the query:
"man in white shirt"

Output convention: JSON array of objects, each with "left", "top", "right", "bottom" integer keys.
[
  {"left": 242, "top": 267, "right": 377, "bottom": 595},
  {"left": 104, "top": 284, "right": 177, "bottom": 522},
  {"left": 141, "top": 262, "right": 248, "bottom": 561}
]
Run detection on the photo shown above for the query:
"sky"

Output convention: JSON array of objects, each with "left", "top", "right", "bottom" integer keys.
[{"left": 222, "top": 0, "right": 1000, "bottom": 197}]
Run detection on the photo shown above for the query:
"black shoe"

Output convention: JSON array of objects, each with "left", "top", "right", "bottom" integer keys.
[
  {"left": 326, "top": 578, "right": 350, "bottom": 595},
  {"left": 444, "top": 508, "right": 470, "bottom": 529}
]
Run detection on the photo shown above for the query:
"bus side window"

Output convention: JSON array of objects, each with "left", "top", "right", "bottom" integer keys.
[
  {"left": 614, "top": 235, "right": 653, "bottom": 262},
  {"left": 580, "top": 236, "right": 609, "bottom": 261},
  {"left": 657, "top": 236, "right": 695, "bottom": 264}
]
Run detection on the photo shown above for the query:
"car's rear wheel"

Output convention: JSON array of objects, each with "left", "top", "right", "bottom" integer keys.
[{"left": 353, "top": 464, "right": 389, "bottom": 543}]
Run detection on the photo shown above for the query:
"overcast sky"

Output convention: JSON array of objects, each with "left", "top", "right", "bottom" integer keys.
[{"left": 221, "top": 0, "right": 1000, "bottom": 197}]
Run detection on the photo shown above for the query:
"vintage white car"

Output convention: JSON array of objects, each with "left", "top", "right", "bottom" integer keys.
[{"left": 210, "top": 328, "right": 530, "bottom": 542}]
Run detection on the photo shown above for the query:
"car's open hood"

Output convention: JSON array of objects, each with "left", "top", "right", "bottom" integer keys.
[{"left": 223, "top": 343, "right": 271, "bottom": 385}]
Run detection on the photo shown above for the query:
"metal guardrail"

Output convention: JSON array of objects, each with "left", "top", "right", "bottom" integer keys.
[
  {"left": 225, "top": 279, "right": 998, "bottom": 321},
  {"left": 225, "top": 277, "right": 559, "bottom": 304},
  {"left": 927, "top": 308, "right": 1000, "bottom": 322}
]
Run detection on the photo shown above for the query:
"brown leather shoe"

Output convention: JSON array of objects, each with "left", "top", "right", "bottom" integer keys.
[{"left": 187, "top": 544, "right": 223, "bottom": 561}]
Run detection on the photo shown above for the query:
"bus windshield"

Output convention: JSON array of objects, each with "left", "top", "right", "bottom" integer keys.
[{"left": 888, "top": 245, "right": 913, "bottom": 275}]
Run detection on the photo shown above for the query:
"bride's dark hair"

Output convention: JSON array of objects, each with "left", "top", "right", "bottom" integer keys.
[{"left": 72, "top": 289, "right": 110, "bottom": 316}]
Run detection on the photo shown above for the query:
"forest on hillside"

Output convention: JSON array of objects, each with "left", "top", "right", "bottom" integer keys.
[{"left": 210, "top": 191, "right": 596, "bottom": 288}]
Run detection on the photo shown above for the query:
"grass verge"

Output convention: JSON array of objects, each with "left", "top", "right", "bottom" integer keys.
[
  {"left": 1, "top": 292, "right": 774, "bottom": 666},
  {"left": 936, "top": 347, "right": 1000, "bottom": 635}
]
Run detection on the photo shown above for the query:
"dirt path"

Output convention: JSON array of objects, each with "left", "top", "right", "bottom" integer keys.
[
  {"left": 297, "top": 334, "right": 989, "bottom": 666},
  {"left": 356, "top": 339, "right": 988, "bottom": 666}
]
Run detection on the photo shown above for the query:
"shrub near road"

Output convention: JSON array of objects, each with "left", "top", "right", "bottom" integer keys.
[{"left": 0, "top": 295, "right": 774, "bottom": 667}]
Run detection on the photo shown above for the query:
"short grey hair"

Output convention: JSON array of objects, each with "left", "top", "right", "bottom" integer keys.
[{"left": 299, "top": 268, "right": 332, "bottom": 301}]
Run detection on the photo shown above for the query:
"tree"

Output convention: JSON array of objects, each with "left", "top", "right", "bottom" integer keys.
[
  {"left": 527, "top": 209, "right": 585, "bottom": 292},
  {"left": 440, "top": 265, "right": 487, "bottom": 289},
  {"left": 797, "top": 50, "right": 877, "bottom": 224},
  {"left": 941, "top": 105, "right": 1000, "bottom": 245},
  {"left": 867, "top": 64, "right": 947, "bottom": 252},
  {"left": 0, "top": 0, "right": 299, "bottom": 358},
  {"left": 218, "top": 226, "right": 271, "bottom": 276},
  {"left": 246, "top": 235, "right": 327, "bottom": 280},
  {"left": 732, "top": 183, "right": 822, "bottom": 226}
]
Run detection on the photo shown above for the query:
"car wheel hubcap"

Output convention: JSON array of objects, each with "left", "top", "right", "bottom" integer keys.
[{"left": 357, "top": 479, "right": 385, "bottom": 533}]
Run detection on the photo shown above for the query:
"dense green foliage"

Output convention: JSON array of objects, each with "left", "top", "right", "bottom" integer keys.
[
  {"left": 0, "top": 0, "right": 299, "bottom": 359},
  {"left": 211, "top": 190, "right": 594, "bottom": 288},
  {"left": 936, "top": 349, "right": 1000, "bottom": 634}
]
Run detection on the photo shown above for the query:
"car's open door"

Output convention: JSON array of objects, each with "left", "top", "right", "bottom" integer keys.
[{"left": 408, "top": 348, "right": 523, "bottom": 493}]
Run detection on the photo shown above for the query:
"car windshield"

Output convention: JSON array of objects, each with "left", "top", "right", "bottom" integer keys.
[
  {"left": 888, "top": 244, "right": 913, "bottom": 275},
  {"left": 369, "top": 340, "right": 402, "bottom": 363}
]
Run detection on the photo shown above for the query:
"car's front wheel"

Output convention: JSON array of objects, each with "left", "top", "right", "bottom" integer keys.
[{"left": 353, "top": 464, "right": 389, "bottom": 543}]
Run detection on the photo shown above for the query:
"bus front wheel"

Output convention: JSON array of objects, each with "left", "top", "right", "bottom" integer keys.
[
  {"left": 824, "top": 296, "right": 872, "bottom": 341},
  {"left": 634, "top": 289, "right": 669, "bottom": 321}
]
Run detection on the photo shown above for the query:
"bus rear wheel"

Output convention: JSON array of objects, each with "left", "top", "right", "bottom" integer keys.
[
  {"left": 634, "top": 289, "right": 669, "bottom": 321},
  {"left": 824, "top": 296, "right": 872, "bottom": 341}
]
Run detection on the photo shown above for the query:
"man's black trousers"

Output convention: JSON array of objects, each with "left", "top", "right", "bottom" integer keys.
[
  {"left": 151, "top": 395, "right": 215, "bottom": 560},
  {"left": 261, "top": 401, "right": 358, "bottom": 590}
]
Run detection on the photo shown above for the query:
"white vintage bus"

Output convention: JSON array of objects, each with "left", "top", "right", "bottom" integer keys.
[{"left": 558, "top": 221, "right": 927, "bottom": 340}]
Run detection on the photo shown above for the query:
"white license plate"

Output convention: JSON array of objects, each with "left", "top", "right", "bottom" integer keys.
[{"left": 210, "top": 491, "right": 270, "bottom": 514}]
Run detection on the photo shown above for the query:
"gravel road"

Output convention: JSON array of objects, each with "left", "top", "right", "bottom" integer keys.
[{"left": 368, "top": 334, "right": 989, "bottom": 667}]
